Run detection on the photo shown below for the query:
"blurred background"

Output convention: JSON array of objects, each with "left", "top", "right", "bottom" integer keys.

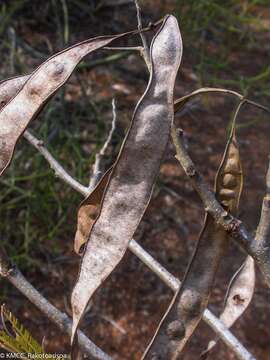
[{"left": 0, "top": 0, "right": 269, "bottom": 358}]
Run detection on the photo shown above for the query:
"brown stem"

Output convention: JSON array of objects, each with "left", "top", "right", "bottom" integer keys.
[
  {"left": 134, "top": 0, "right": 151, "bottom": 70},
  {"left": 171, "top": 124, "right": 270, "bottom": 287},
  {"left": 254, "top": 159, "right": 270, "bottom": 250},
  {"left": 0, "top": 250, "right": 111, "bottom": 360}
]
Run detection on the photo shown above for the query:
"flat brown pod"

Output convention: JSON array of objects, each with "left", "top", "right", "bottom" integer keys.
[
  {"left": 71, "top": 15, "right": 182, "bottom": 349},
  {"left": 0, "top": 77, "right": 240, "bottom": 241},
  {"left": 200, "top": 117, "right": 251, "bottom": 358},
  {"left": 0, "top": 28, "right": 149, "bottom": 177},
  {"left": 143, "top": 110, "right": 243, "bottom": 359},
  {"left": 215, "top": 126, "right": 243, "bottom": 214},
  {"left": 73, "top": 90, "right": 244, "bottom": 259},
  {"left": 74, "top": 169, "right": 112, "bottom": 255}
]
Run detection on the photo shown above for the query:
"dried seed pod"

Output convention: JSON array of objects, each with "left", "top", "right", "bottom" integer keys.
[
  {"left": 0, "top": 27, "right": 155, "bottom": 177},
  {"left": 0, "top": 75, "right": 30, "bottom": 111},
  {"left": 0, "top": 35, "right": 192, "bottom": 259},
  {"left": 74, "top": 169, "right": 111, "bottom": 254},
  {"left": 202, "top": 256, "right": 255, "bottom": 358},
  {"left": 143, "top": 105, "right": 243, "bottom": 359},
  {"left": 71, "top": 15, "right": 182, "bottom": 350},
  {"left": 215, "top": 126, "right": 243, "bottom": 214},
  {"left": 73, "top": 92, "right": 245, "bottom": 257}
]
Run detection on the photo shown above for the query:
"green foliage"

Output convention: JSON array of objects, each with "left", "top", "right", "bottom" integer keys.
[
  {"left": 0, "top": 305, "right": 44, "bottom": 353},
  {"left": 0, "top": 1, "right": 122, "bottom": 270},
  {"left": 174, "top": 0, "right": 270, "bottom": 94},
  {"left": 0, "top": 94, "right": 105, "bottom": 270},
  {"left": 0, "top": 0, "right": 269, "bottom": 272}
]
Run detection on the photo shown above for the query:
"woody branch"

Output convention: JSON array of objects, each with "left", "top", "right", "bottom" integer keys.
[{"left": 21, "top": 109, "right": 254, "bottom": 360}]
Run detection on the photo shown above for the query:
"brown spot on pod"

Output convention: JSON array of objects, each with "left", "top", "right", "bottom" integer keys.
[
  {"left": 72, "top": 15, "right": 183, "bottom": 354},
  {"left": 203, "top": 256, "right": 255, "bottom": 356},
  {"left": 144, "top": 107, "right": 243, "bottom": 358},
  {"left": 46, "top": 61, "right": 65, "bottom": 78},
  {"left": 72, "top": 304, "right": 80, "bottom": 317},
  {"left": 26, "top": 76, "right": 44, "bottom": 98},
  {"left": 0, "top": 29, "right": 141, "bottom": 176},
  {"left": 186, "top": 165, "right": 196, "bottom": 177},
  {"left": 28, "top": 85, "right": 41, "bottom": 97}
]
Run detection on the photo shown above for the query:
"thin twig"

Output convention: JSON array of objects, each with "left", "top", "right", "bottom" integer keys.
[
  {"left": 103, "top": 45, "right": 149, "bottom": 61},
  {"left": 143, "top": 101, "right": 246, "bottom": 359},
  {"left": 202, "top": 310, "right": 255, "bottom": 360},
  {"left": 174, "top": 88, "right": 270, "bottom": 115},
  {"left": 78, "top": 52, "right": 131, "bottom": 70},
  {"left": 255, "top": 159, "right": 270, "bottom": 248},
  {"left": 134, "top": 0, "right": 151, "bottom": 70},
  {"left": 128, "top": 242, "right": 255, "bottom": 360},
  {"left": 23, "top": 130, "right": 87, "bottom": 196},
  {"left": 2, "top": 5, "right": 260, "bottom": 359},
  {"left": 103, "top": 46, "right": 143, "bottom": 52},
  {"left": 20, "top": 9, "right": 261, "bottom": 355},
  {"left": 0, "top": 249, "right": 111, "bottom": 360},
  {"left": 100, "top": 0, "right": 133, "bottom": 7},
  {"left": 89, "top": 98, "right": 117, "bottom": 188},
  {"left": 60, "top": 0, "right": 69, "bottom": 45},
  {"left": 22, "top": 130, "right": 254, "bottom": 359},
  {"left": 1, "top": 304, "right": 14, "bottom": 338},
  {"left": 87, "top": 312, "right": 127, "bottom": 336},
  {"left": 245, "top": 99, "right": 270, "bottom": 115},
  {"left": 161, "top": 184, "right": 201, "bottom": 210},
  {"left": 8, "top": 27, "right": 16, "bottom": 76},
  {"left": 171, "top": 124, "right": 270, "bottom": 287}
]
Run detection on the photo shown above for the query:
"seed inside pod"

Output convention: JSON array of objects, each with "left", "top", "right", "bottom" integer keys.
[
  {"left": 223, "top": 173, "right": 237, "bottom": 188},
  {"left": 179, "top": 289, "right": 202, "bottom": 317},
  {"left": 219, "top": 188, "right": 236, "bottom": 200},
  {"left": 224, "top": 158, "right": 240, "bottom": 174},
  {"left": 166, "top": 320, "right": 186, "bottom": 340},
  {"left": 46, "top": 61, "right": 65, "bottom": 77}
]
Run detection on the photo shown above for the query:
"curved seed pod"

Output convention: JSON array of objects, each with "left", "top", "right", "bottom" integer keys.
[
  {"left": 71, "top": 14, "right": 182, "bottom": 349},
  {"left": 0, "top": 74, "right": 111, "bottom": 258},
  {"left": 143, "top": 104, "right": 243, "bottom": 359},
  {"left": 74, "top": 169, "right": 112, "bottom": 254},
  {"left": 221, "top": 256, "right": 255, "bottom": 329},
  {"left": 0, "top": 75, "right": 30, "bottom": 111},
  {"left": 73, "top": 92, "right": 246, "bottom": 257},
  {"left": 202, "top": 256, "right": 255, "bottom": 358},
  {"left": 0, "top": 27, "right": 155, "bottom": 177}
]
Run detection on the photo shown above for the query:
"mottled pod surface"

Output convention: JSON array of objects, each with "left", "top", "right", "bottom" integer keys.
[
  {"left": 71, "top": 14, "right": 182, "bottom": 349},
  {"left": 0, "top": 30, "right": 140, "bottom": 177},
  {"left": 143, "top": 119, "right": 243, "bottom": 359}
]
